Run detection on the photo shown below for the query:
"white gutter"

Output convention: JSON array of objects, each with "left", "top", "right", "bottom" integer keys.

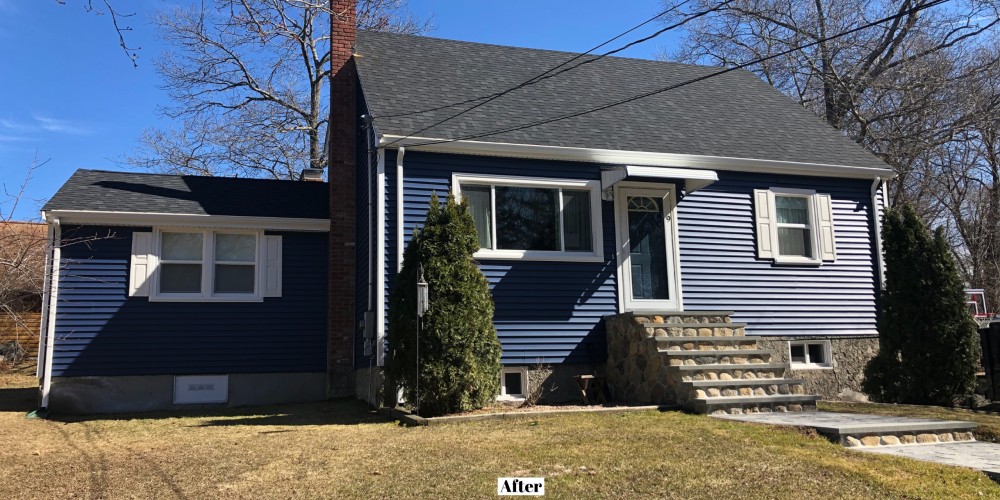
[
  {"left": 380, "top": 135, "right": 895, "bottom": 180},
  {"left": 871, "top": 177, "right": 886, "bottom": 287},
  {"left": 40, "top": 215, "right": 61, "bottom": 410},
  {"left": 396, "top": 147, "right": 406, "bottom": 272},
  {"left": 43, "top": 211, "right": 330, "bottom": 232}
]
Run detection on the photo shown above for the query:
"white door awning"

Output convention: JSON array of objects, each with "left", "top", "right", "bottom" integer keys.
[{"left": 601, "top": 165, "right": 718, "bottom": 196}]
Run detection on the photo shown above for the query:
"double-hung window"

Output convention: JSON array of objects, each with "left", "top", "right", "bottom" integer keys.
[
  {"left": 454, "top": 174, "right": 603, "bottom": 262},
  {"left": 153, "top": 229, "right": 264, "bottom": 301},
  {"left": 753, "top": 188, "right": 836, "bottom": 264}
]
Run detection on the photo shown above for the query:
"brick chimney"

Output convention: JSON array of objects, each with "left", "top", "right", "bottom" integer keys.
[{"left": 327, "top": 0, "right": 357, "bottom": 398}]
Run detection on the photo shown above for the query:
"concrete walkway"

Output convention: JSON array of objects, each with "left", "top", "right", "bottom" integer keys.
[
  {"left": 859, "top": 441, "right": 1000, "bottom": 480},
  {"left": 716, "top": 411, "right": 1000, "bottom": 480}
]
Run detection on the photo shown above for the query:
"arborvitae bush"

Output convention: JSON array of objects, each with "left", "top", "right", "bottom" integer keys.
[
  {"left": 386, "top": 193, "right": 502, "bottom": 416},
  {"left": 863, "top": 204, "right": 980, "bottom": 405}
]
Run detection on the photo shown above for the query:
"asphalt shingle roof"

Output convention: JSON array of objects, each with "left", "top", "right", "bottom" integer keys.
[
  {"left": 355, "top": 31, "right": 891, "bottom": 171},
  {"left": 44, "top": 169, "right": 329, "bottom": 219}
]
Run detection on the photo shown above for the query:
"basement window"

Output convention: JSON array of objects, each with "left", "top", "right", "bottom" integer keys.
[
  {"left": 499, "top": 367, "right": 527, "bottom": 401},
  {"left": 789, "top": 341, "right": 831, "bottom": 369}
]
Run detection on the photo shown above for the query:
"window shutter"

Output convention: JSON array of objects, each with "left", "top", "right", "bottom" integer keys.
[
  {"left": 263, "top": 235, "right": 282, "bottom": 297},
  {"left": 753, "top": 189, "right": 776, "bottom": 259},
  {"left": 129, "top": 232, "right": 153, "bottom": 297},
  {"left": 815, "top": 194, "right": 837, "bottom": 261}
]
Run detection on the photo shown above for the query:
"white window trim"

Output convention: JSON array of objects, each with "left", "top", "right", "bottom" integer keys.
[
  {"left": 150, "top": 227, "right": 265, "bottom": 302},
  {"left": 452, "top": 173, "right": 604, "bottom": 263},
  {"left": 498, "top": 366, "right": 528, "bottom": 401},
  {"left": 788, "top": 340, "right": 833, "bottom": 370},
  {"left": 772, "top": 188, "right": 821, "bottom": 265}
]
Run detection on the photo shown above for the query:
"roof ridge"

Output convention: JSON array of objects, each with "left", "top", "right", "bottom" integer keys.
[
  {"left": 76, "top": 168, "right": 314, "bottom": 184},
  {"left": 355, "top": 30, "right": 714, "bottom": 70}
]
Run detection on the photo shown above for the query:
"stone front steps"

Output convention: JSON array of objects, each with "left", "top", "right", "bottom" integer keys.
[{"left": 605, "top": 311, "right": 821, "bottom": 414}]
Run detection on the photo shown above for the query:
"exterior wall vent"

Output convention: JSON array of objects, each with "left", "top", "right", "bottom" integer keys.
[{"left": 173, "top": 375, "right": 229, "bottom": 404}]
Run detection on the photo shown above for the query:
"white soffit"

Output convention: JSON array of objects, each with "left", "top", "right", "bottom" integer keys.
[{"left": 601, "top": 165, "right": 719, "bottom": 193}]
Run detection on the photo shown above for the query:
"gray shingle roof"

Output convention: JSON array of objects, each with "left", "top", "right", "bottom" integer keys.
[
  {"left": 355, "top": 31, "right": 890, "bottom": 171},
  {"left": 44, "top": 169, "right": 329, "bottom": 219}
]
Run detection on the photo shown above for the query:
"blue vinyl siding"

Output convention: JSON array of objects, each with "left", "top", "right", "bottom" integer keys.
[
  {"left": 677, "top": 172, "right": 879, "bottom": 335},
  {"left": 385, "top": 151, "right": 615, "bottom": 365},
  {"left": 381, "top": 151, "right": 881, "bottom": 366},
  {"left": 52, "top": 225, "right": 328, "bottom": 377}
]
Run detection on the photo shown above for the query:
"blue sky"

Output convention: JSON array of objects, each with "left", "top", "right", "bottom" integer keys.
[{"left": 0, "top": 0, "right": 672, "bottom": 220}]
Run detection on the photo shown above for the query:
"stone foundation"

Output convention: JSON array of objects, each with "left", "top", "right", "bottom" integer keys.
[
  {"left": 754, "top": 336, "right": 878, "bottom": 401},
  {"left": 605, "top": 313, "right": 678, "bottom": 405}
]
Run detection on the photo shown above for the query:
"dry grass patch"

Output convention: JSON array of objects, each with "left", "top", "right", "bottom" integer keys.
[
  {"left": 821, "top": 400, "right": 1000, "bottom": 443},
  {"left": 1, "top": 375, "right": 999, "bottom": 499}
]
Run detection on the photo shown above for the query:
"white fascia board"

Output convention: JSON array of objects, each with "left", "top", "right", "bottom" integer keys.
[
  {"left": 44, "top": 210, "right": 330, "bottom": 232},
  {"left": 379, "top": 135, "right": 895, "bottom": 180}
]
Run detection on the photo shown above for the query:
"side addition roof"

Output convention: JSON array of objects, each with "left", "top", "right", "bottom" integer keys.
[
  {"left": 44, "top": 169, "right": 329, "bottom": 220},
  {"left": 354, "top": 31, "right": 891, "bottom": 172}
]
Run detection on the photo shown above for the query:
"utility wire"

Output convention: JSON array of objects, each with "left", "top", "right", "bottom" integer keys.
[
  {"left": 396, "top": 0, "right": 950, "bottom": 149},
  {"left": 379, "top": 1, "right": 693, "bottom": 121},
  {"left": 383, "top": 1, "right": 731, "bottom": 148}
]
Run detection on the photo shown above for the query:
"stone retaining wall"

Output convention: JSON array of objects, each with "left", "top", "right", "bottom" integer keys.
[{"left": 755, "top": 336, "right": 879, "bottom": 401}]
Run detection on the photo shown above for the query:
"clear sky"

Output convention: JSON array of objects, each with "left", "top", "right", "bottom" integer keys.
[{"left": 0, "top": 0, "right": 672, "bottom": 220}]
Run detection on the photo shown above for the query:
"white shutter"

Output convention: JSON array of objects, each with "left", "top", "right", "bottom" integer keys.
[
  {"left": 263, "top": 235, "right": 282, "bottom": 297},
  {"left": 753, "top": 189, "right": 777, "bottom": 260},
  {"left": 815, "top": 194, "right": 837, "bottom": 262},
  {"left": 129, "top": 232, "right": 153, "bottom": 297}
]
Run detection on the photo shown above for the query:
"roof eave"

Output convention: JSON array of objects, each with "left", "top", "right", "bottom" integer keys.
[
  {"left": 379, "top": 134, "right": 895, "bottom": 180},
  {"left": 43, "top": 210, "right": 330, "bottom": 232}
]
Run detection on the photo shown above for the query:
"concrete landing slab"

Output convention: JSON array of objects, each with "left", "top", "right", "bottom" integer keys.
[
  {"left": 715, "top": 410, "right": 976, "bottom": 436},
  {"left": 857, "top": 442, "right": 1000, "bottom": 480}
]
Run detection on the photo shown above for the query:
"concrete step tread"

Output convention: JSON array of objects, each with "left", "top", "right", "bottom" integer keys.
[
  {"left": 685, "top": 378, "right": 806, "bottom": 387},
  {"left": 715, "top": 411, "right": 978, "bottom": 436},
  {"left": 665, "top": 349, "right": 772, "bottom": 357},
  {"left": 655, "top": 336, "right": 756, "bottom": 343},
  {"left": 644, "top": 322, "right": 748, "bottom": 329},
  {"left": 693, "top": 394, "right": 821, "bottom": 405},
  {"left": 676, "top": 363, "right": 787, "bottom": 371}
]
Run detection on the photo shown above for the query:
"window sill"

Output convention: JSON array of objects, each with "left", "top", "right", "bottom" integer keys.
[
  {"left": 473, "top": 249, "right": 604, "bottom": 262},
  {"left": 149, "top": 295, "right": 264, "bottom": 303},
  {"left": 496, "top": 395, "right": 527, "bottom": 403},
  {"left": 789, "top": 363, "right": 833, "bottom": 371},
  {"left": 772, "top": 256, "right": 823, "bottom": 266}
]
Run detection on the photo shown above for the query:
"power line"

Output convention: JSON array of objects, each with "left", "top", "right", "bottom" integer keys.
[
  {"left": 381, "top": 0, "right": 735, "bottom": 149},
  {"left": 396, "top": 0, "right": 951, "bottom": 149},
  {"left": 379, "top": 1, "right": 692, "bottom": 121}
]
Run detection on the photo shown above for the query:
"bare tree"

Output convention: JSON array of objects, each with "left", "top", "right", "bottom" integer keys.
[
  {"left": 0, "top": 161, "right": 47, "bottom": 366},
  {"left": 57, "top": 0, "right": 142, "bottom": 67},
  {"left": 660, "top": 0, "right": 1000, "bottom": 210},
  {"left": 125, "top": 0, "right": 430, "bottom": 180}
]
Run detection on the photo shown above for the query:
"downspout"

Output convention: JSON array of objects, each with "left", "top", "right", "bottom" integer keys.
[
  {"left": 871, "top": 177, "right": 886, "bottom": 288},
  {"left": 39, "top": 216, "right": 61, "bottom": 411},
  {"left": 396, "top": 147, "right": 406, "bottom": 272},
  {"left": 375, "top": 148, "right": 386, "bottom": 366}
]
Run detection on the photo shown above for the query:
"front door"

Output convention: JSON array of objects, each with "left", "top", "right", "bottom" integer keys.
[{"left": 615, "top": 186, "right": 681, "bottom": 311}]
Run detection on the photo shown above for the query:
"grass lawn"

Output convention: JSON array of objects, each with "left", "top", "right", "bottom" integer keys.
[
  {"left": 820, "top": 401, "right": 1000, "bottom": 444},
  {"left": 1, "top": 373, "right": 998, "bottom": 499}
]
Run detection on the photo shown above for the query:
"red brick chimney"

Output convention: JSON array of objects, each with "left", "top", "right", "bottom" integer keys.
[{"left": 327, "top": 0, "right": 357, "bottom": 398}]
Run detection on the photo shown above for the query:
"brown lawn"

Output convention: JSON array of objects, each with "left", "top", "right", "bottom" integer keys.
[{"left": 1, "top": 373, "right": 998, "bottom": 499}]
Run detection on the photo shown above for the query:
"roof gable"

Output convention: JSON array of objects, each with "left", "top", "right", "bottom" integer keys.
[{"left": 355, "top": 31, "right": 889, "bottom": 171}]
